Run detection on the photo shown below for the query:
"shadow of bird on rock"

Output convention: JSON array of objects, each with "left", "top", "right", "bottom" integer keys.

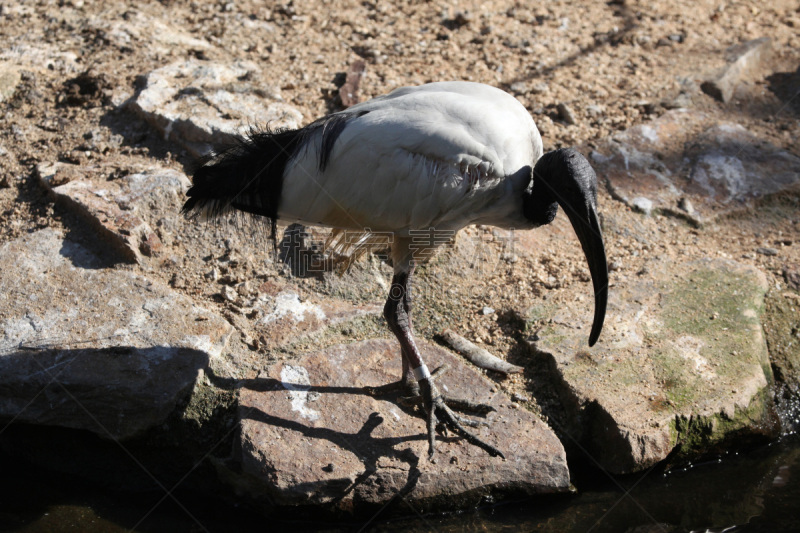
[{"left": 241, "top": 407, "right": 435, "bottom": 507}]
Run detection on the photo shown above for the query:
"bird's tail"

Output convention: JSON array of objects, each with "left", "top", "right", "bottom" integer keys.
[{"left": 181, "top": 128, "right": 305, "bottom": 237}]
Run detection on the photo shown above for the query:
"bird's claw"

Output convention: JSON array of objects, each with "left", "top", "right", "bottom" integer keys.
[
  {"left": 419, "top": 378, "right": 504, "bottom": 461},
  {"left": 398, "top": 364, "right": 495, "bottom": 414}
]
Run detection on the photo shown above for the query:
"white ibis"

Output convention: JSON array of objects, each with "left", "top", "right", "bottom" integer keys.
[{"left": 183, "top": 81, "right": 608, "bottom": 460}]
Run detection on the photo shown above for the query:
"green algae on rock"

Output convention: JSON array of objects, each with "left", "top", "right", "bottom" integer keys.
[{"left": 528, "top": 257, "right": 779, "bottom": 474}]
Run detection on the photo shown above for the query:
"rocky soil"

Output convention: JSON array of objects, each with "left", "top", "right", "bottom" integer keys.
[{"left": 1, "top": 0, "right": 799, "bottom": 524}]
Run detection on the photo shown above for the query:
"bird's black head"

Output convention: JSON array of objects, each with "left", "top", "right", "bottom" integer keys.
[
  {"left": 524, "top": 148, "right": 599, "bottom": 225},
  {"left": 523, "top": 148, "right": 608, "bottom": 347}
]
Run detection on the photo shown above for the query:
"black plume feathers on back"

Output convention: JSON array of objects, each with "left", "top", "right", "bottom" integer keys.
[
  {"left": 182, "top": 110, "right": 369, "bottom": 238},
  {"left": 182, "top": 128, "right": 302, "bottom": 238}
]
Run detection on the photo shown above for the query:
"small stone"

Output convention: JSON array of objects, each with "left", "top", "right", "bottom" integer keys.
[
  {"left": 221, "top": 285, "right": 238, "bottom": 302},
  {"left": 586, "top": 104, "right": 604, "bottom": 117},
  {"left": 783, "top": 265, "right": 800, "bottom": 291},
  {"left": 631, "top": 196, "right": 654, "bottom": 215},
  {"left": 556, "top": 102, "right": 577, "bottom": 125},
  {"left": 512, "top": 392, "right": 530, "bottom": 403},
  {"left": 453, "top": 11, "right": 473, "bottom": 27},
  {"left": 509, "top": 81, "right": 528, "bottom": 94},
  {"left": 339, "top": 60, "right": 366, "bottom": 108},
  {"left": 678, "top": 197, "right": 695, "bottom": 215},
  {"left": 481, "top": 306, "right": 495, "bottom": 315},
  {"left": 756, "top": 247, "right": 778, "bottom": 256},
  {"left": 701, "top": 37, "right": 772, "bottom": 103},
  {"left": 634, "top": 100, "right": 657, "bottom": 115},
  {"left": 531, "top": 82, "right": 549, "bottom": 94},
  {"left": 236, "top": 281, "right": 252, "bottom": 296},
  {"left": 662, "top": 92, "right": 693, "bottom": 109}
]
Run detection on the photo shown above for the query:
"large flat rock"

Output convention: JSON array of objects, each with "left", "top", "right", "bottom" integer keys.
[
  {"left": 250, "top": 289, "right": 381, "bottom": 351},
  {"left": 0, "top": 229, "right": 233, "bottom": 439},
  {"left": 37, "top": 162, "right": 189, "bottom": 263},
  {"left": 530, "top": 258, "right": 778, "bottom": 473},
  {"left": 233, "top": 339, "right": 569, "bottom": 509},
  {"left": 128, "top": 59, "right": 303, "bottom": 156},
  {"left": 590, "top": 110, "right": 800, "bottom": 221}
]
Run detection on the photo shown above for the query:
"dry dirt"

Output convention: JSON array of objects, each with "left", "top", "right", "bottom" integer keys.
[{"left": 1, "top": 1, "right": 799, "bottom": 411}]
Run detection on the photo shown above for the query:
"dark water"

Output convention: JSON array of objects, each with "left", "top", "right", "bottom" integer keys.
[{"left": 1, "top": 434, "right": 798, "bottom": 533}]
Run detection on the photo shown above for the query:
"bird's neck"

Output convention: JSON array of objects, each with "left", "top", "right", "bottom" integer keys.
[{"left": 522, "top": 186, "right": 558, "bottom": 226}]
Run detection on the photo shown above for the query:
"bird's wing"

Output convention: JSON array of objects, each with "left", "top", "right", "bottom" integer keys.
[{"left": 278, "top": 82, "right": 543, "bottom": 235}]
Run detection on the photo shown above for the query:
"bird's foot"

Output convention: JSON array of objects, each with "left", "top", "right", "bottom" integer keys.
[
  {"left": 398, "top": 365, "right": 494, "bottom": 415},
  {"left": 364, "top": 376, "right": 420, "bottom": 398},
  {"left": 413, "top": 368, "right": 505, "bottom": 461}
]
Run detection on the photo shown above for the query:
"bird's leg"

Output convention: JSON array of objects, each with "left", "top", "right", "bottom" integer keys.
[
  {"left": 364, "top": 344, "right": 419, "bottom": 397},
  {"left": 397, "top": 267, "right": 419, "bottom": 396},
  {"left": 383, "top": 266, "right": 504, "bottom": 461},
  {"left": 364, "top": 271, "right": 420, "bottom": 397},
  {"left": 400, "top": 346, "right": 420, "bottom": 396}
]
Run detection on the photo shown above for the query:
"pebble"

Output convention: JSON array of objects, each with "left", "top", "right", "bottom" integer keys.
[
  {"left": 783, "top": 266, "right": 800, "bottom": 290},
  {"left": 662, "top": 92, "right": 693, "bottom": 109},
  {"left": 221, "top": 285, "right": 238, "bottom": 302},
  {"left": 700, "top": 37, "right": 773, "bottom": 103},
  {"left": 481, "top": 306, "right": 495, "bottom": 315},
  {"left": 509, "top": 81, "right": 528, "bottom": 94},
  {"left": 586, "top": 104, "right": 604, "bottom": 117},
  {"left": 677, "top": 197, "right": 695, "bottom": 215},
  {"left": 531, "top": 82, "right": 549, "bottom": 94},
  {"left": 631, "top": 196, "right": 654, "bottom": 216},
  {"left": 756, "top": 247, "right": 778, "bottom": 256},
  {"left": 452, "top": 11, "right": 472, "bottom": 28},
  {"left": 556, "top": 102, "right": 577, "bottom": 125}
]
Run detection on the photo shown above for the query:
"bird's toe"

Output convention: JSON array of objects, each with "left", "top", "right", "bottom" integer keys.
[{"left": 420, "top": 379, "right": 505, "bottom": 460}]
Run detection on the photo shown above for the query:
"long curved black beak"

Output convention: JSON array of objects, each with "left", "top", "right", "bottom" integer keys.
[
  {"left": 531, "top": 148, "right": 608, "bottom": 347},
  {"left": 562, "top": 203, "right": 608, "bottom": 346}
]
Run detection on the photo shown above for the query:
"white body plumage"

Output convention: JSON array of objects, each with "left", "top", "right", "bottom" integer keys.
[{"left": 279, "top": 82, "right": 543, "bottom": 236}]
